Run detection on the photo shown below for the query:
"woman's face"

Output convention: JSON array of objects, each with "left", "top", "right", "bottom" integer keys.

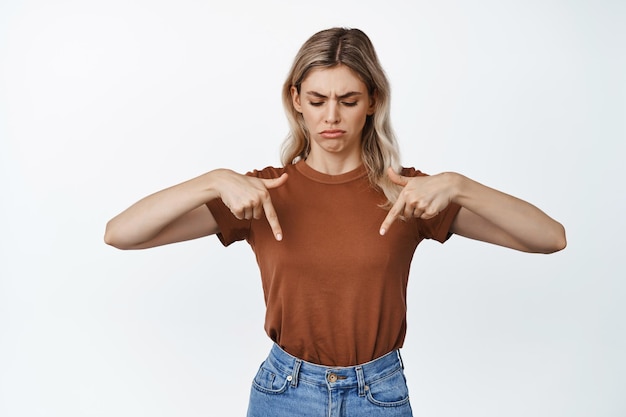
[{"left": 291, "top": 65, "right": 375, "bottom": 162}]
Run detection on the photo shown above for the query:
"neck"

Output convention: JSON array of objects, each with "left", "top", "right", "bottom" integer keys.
[{"left": 304, "top": 152, "right": 362, "bottom": 175}]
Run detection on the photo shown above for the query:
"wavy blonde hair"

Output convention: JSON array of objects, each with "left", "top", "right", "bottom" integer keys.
[{"left": 281, "top": 27, "right": 402, "bottom": 206}]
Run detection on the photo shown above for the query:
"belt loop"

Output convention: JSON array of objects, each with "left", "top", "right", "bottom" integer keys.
[
  {"left": 397, "top": 350, "right": 404, "bottom": 369},
  {"left": 291, "top": 359, "right": 302, "bottom": 387},
  {"left": 355, "top": 366, "right": 366, "bottom": 397}
]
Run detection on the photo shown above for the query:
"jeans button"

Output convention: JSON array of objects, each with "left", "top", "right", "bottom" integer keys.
[{"left": 327, "top": 373, "right": 338, "bottom": 383}]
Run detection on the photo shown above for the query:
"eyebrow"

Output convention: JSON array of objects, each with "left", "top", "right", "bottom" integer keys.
[{"left": 305, "top": 91, "right": 363, "bottom": 100}]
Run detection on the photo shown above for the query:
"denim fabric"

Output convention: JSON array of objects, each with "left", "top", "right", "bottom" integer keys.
[{"left": 247, "top": 344, "right": 413, "bottom": 417}]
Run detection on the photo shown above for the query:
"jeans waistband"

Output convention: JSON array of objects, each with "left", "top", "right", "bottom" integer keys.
[{"left": 266, "top": 344, "right": 405, "bottom": 396}]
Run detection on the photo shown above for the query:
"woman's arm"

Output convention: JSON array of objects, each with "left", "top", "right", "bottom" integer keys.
[
  {"left": 448, "top": 174, "right": 566, "bottom": 253},
  {"left": 104, "top": 169, "right": 287, "bottom": 250},
  {"left": 379, "top": 168, "right": 566, "bottom": 253}
]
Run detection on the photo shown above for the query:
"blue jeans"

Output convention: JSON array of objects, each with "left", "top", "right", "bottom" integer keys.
[{"left": 247, "top": 344, "right": 413, "bottom": 417}]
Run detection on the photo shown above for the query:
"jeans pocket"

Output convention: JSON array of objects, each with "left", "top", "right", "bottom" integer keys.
[
  {"left": 366, "top": 368, "right": 411, "bottom": 407},
  {"left": 251, "top": 360, "right": 290, "bottom": 395}
]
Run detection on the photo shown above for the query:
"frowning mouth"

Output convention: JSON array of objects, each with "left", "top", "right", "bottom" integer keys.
[{"left": 320, "top": 129, "right": 346, "bottom": 138}]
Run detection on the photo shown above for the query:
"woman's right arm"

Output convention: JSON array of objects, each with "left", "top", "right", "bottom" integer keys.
[{"left": 104, "top": 169, "right": 287, "bottom": 250}]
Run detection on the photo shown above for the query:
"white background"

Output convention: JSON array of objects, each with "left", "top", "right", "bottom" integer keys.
[{"left": 1, "top": 0, "right": 624, "bottom": 416}]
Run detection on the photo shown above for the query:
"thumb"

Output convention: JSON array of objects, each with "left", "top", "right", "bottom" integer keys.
[
  {"left": 387, "top": 167, "right": 408, "bottom": 186},
  {"left": 261, "top": 173, "right": 288, "bottom": 189}
]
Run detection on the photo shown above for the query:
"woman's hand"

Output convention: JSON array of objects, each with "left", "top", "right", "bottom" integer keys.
[
  {"left": 213, "top": 169, "right": 288, "bottom": 240},
  {"left": 105, "top": 169, "right": 288, "bottom": 250},
  {"left": 379, "top": 168, "right": 455, "bottom": 235},
  {"left": 379, "top": 167, "right": 566, "bottom": 254}
]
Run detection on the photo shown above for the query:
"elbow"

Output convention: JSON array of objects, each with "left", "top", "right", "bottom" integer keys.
[
  {"left": 103, "top": 231, "right": 119, "bottom": 249},
  {"left": 104, "top": 221, "right": 132, "bottom": 250},
  {"left": 539, "top": 223, "right": 567, "bottom": 254},
  {"left": 542, "top": 237, "right": 566, "bottom": 254},
  {"left": 103, "top": 226, "right": 121, "bottom": 249},
  {"left": 555, "top": 228, "right": 567, "bottom": 252}
]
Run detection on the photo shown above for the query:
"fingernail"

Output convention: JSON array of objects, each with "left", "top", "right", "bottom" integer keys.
[
  {"left": 379, "top": 228, "right": 386, "bottom": 236},
  {"left": 276, "top": 233, "right": 283, "bottom": 241}
]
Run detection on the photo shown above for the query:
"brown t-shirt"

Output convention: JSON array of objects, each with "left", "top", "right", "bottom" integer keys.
[{"left": 206, "top": 161, "right": 460, "bottom": 366}]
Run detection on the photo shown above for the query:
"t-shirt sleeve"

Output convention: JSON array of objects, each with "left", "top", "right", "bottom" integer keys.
[
  {"left": 205, "top": 198, "right": 250, "bottom": 247},
  {"left": 401, "top": 167, "right": 462, "bottom": 243},
  {"left": 205, "top": 166, "right": 286, "bottom": 247},
  {"left": 418, "top": 202, "right": 462, "bottom": 243}
]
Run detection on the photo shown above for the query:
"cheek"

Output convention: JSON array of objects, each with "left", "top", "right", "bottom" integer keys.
[
  {"left": 300, "top": 109, "right": 319, "bottom": 126},
  {"left": 354, "top": 110, "right": 369, "bottom": 127}
]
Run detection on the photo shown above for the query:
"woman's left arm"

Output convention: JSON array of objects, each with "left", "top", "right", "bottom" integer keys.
[
  {"left": 448, "top": 173, "right": 566, "bottom": 253},
  {"left": 380, "top": 169, "right": 567, "bottom": 253}
]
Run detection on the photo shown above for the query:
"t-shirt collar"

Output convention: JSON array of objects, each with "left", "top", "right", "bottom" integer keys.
[{"left": 295, "top": 159, "right": 368, "bottom": 184}]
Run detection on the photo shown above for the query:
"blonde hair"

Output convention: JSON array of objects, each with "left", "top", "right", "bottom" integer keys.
[{"left": 281, "top": 27, "right": 402, "bottom": 206}]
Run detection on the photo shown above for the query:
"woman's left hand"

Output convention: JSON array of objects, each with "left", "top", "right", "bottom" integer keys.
[
  {"left": 379, "top": 168, "right": 455, "bottom": 235},
  {"left": 379, "top": 167, "right": 566, "bottom": 254}
]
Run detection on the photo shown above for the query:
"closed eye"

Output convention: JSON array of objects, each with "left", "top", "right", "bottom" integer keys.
[
  {"left": 309, "top": 101, "right": 324, "bottom": 107},
  {"left": 342, "top": 101, "right": 358, "bottom": 107}
]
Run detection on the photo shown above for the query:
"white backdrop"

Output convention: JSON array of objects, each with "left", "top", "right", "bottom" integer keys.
[{"left": 1, "top": 1, "right": 624, "bottom": 416}]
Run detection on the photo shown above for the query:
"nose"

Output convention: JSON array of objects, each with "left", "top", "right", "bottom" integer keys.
[{"left": 325, "top": 102, "right": 340, "bottom": 124}]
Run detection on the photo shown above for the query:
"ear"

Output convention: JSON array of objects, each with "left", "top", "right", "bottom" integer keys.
[
  {"left": 291, "top": 86, "right": 303, "bottom": 113},
  {"left": 367, "top": 89, "right": 377, "bottom": 116}
]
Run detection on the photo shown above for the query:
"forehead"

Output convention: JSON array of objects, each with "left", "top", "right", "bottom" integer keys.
[{"left": 301, "top": 65, "right": 368, "bottom": 93}]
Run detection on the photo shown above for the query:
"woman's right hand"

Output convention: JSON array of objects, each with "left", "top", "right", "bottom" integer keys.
[
  {"left": 105, "top": 169, "right": 288, "bottom": 250},
  {"left": 212, "top": 169, "right": 288, "bottom": 241}
]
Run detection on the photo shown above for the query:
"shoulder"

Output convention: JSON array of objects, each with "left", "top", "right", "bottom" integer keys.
[
  {"left": 400, "top": 167, "right": 428, "bottom": 178},
  {"left": 245, "top": 165, "right": 289, "bottom": 179}
]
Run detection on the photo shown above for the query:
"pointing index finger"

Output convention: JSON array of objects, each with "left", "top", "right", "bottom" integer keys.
[
  {"left": 380, "top": 167, "right": 409, "bottom": 236},
  {"left": 379, "top": 199, "right": 404, "bottom": 236},
  {"left": 259, "top": 173, "right": 288, "bottom": 241},
  {"left": 263, "top": 198, "right": 283, "bottom": 241}
]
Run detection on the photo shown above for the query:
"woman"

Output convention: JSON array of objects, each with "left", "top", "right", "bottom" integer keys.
[{"left": 105, "top": 27, "right": 566, "bottom": 417}]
